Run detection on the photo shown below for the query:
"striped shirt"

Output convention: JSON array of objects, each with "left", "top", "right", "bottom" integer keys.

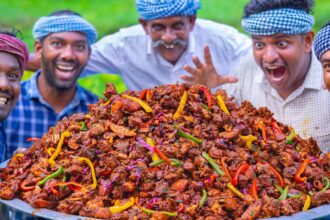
[
  {"left": 223, "top": 51, "right": 330, "bottom": 153},
  {"left": 0, "top": 124, "right": 6, "bottom": 162},
  {"left": 1, "top": 71, "right": 99, "bottom": 160}
]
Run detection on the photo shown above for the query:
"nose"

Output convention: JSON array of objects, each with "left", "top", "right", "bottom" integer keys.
[
  {"left": 0, "top": 73, "right": 10, "bottom": 92},
  {"left": 61, "top": 45, "right": 75, "bottom": 61},
  {"left": 263, "top": 46, "right": 279, "bottom": 64},
  {"left": 161, "top": 28, "right": 176, "bottom": 43}
]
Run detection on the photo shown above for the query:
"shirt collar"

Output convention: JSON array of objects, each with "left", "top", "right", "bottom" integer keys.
[{"left": 27, "top": 70, "right": 86, "bottom": 103}]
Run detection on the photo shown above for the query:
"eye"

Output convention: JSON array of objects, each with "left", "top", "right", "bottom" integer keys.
[
  {"left": 51, "top": 41, "right": 62, "bottom": 48},
  {"left": 277, "top": 40, "right": 288, "bottom": 48},
  {"left": 323, "top": 63, "right": 330, "bottom": 71},
  {"left": 254, "top": 42, "right": 264, "bottom": 50},
  {"left": 151, "top": 24, "right": 164, "bottom": 32},
  {"left": 8, "top": 72, "right": 20, "bottom": 81},
  {"left": 75, "top": 43, "right": 87, "bottom": 51},
  {"left": 173, "top": 23, "right": 184, "bottom": 31}
]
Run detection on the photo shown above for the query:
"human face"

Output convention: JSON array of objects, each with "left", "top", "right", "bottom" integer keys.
[
  {"left": 252, "top": 33, "right": 313, "bottom": 99},
  {"left": 0, "top": 52, "right": 21, "bottom": 120},
  {"left": 141, "top": 16, "right": 196, "bottom": 65},
  {"left": 320, "top": 50, "right": 330, "bottom": 90},
  {"left": 35, "top": 32, "right": 90, "bottom": 91}
]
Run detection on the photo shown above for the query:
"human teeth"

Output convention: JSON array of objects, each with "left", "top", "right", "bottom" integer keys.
[
  {"left": 164, "top": 44, "right": 175, "bottom": 49},
  {"left": 57, "top": 64, "right": 74, "bottom": 71},
  {"left": 0, "top": 97, "right": 7, "bottom": 104},
  {"left": 267, "top": 66, "right": 278, "bottom": 70}
]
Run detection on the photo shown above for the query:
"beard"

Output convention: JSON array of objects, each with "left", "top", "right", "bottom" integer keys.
[{"left": 41, "top": 56, "right": 81, "bottom": 91}]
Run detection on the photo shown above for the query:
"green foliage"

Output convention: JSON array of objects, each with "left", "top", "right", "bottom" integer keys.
[{"left": 1, "top": 0, "right": 329, "bottom": 96}]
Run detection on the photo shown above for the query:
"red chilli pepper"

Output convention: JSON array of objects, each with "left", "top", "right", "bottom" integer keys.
[
  {"left": 250, "top": 179, "right": 258, "bottom": 201},
  {"left": 153, "top": 145, "right": 171, "bottom": 165},
  {"left": 232, "top": 162, "right": 249, "bottom": 186},
  {"left": 177, "top": 203, "right": 185, "bottom": 212},
  {"left": 20, "top": 179, "right": 37, "bottom": 191},
  {"left": 201, "top": 85, "right": 212, "bottom": 108},
  {"left": 295, "top": 157, "right": 310, "bottom": 183}
]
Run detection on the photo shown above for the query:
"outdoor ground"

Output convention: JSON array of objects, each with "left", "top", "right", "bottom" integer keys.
[{"left": 0, "top": 0, "right": 329, "bottom": 96}]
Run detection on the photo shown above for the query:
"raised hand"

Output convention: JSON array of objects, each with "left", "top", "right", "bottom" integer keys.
[{"left": 181, "top": 45, "right": 238, "bottom": 89}]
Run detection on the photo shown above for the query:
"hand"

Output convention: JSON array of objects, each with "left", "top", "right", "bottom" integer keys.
[{"left": 181, "top": 45, "right": 238, "bottom": 89}]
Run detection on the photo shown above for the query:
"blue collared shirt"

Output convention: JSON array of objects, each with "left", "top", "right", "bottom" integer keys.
[
  {"left": 1, "top": 71, "right": 99, "bottom": 160},
  {"left": 0, "top": 123, "right": 6, "bottom": 163}
]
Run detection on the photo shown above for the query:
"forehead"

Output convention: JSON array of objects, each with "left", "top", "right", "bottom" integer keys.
[
  {"left": 45, "top": 31, "right": 87, "bottom": 43},
  {"left": 321, "top": 50, "right": 330, "bottom": 62},
  {"left": 0, "top": 51, "right": 20, "bottom": 71},
  {"left": 252, "top": 34, "right": 299, "bottom": 41},
  {"left": 147, "top": 16, "right": 189, "bottom": 25}
]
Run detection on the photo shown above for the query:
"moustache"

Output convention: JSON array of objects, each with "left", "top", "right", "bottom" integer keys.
[{"left": 152, "top": 39, "right": 188, "bottom": 48}]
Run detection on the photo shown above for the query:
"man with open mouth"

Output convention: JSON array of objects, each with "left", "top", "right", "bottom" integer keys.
[
  {"left": 1, "top": 10, "right": 99, "bottom": 161},
  {"left": 314, "top": 20, "right": 330, "bottom": 91},
  {"left": 182, "top": 0, "right": 330, "bottom": 153}
]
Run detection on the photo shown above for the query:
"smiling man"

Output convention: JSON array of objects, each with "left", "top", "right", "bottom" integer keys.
[
  {"left": 1, "top": 10, "right": 99, "bottom": 158},
  {"left": 183, "top": 0, "right": 330, "bottom": 152},
  {"left": 79, "top": 0, "right": 250, "bottom": 90},
  {"left": 0, "top": 31, "right": 29, "bottom": 163},
  {"left": 313, "top": 21, "right": 330, "bottom": 91}
]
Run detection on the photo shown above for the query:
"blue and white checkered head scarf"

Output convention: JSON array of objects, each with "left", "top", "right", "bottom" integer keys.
[
  {"left": 136, "top": 0, "right": 201, "bottom": 21},
  {"left": 242, "top": 8, "right": 314, "bottom": 36},
  {"left": 313, "top": 25, "right": 330, "bottom": 61},
  {"left": 33, "top": 15, "right": 97, "bottom": 45}
]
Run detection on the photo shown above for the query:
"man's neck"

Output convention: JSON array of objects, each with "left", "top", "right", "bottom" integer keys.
[{"left": 37, "top": 74, "right": 76, "bottom": 114}]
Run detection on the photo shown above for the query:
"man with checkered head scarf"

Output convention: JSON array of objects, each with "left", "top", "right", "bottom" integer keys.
[
  {"left": 314, "top": 21, "right": 330, "bottom": 91},
  {"left": 71, "top": 0, "right": 250, "bottom": 91},
  {"left": 183, "top": 0, "right": 330, "bottom": 153},
  {"left": 2, "top": 10, "right": 99, "bottom": 161}
]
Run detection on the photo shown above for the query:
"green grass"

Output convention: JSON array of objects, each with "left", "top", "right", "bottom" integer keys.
[{"left": 2, "top": 0, "right": 329, "bottom": 96}]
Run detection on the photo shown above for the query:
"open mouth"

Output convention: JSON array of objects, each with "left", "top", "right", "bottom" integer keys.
[
  {"left": 56, "top": 63, "right": 76, "bottom": 72},
  {"left": 162, "top": 44, "right": 175, "bottom": 50},
  {"left": 265, "top": 66, "right": 287, "bottom": 83}
]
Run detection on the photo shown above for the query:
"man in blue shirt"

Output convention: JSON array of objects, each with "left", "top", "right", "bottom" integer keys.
[
  {"left": 2, "top": 10, "right": 99, "bottom": 161},
  {"left": 0, "top": 30, "right": 29, "bottom": 220},
  {"left": 0, "top": 30, "right": 29, "bottom": 163}
]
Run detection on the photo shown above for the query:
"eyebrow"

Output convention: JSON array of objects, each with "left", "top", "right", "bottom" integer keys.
[
  {"left": 321, "top": 58, "right": 330, "bottom": 63},
  {"left": 252, "top": 34, "right": 289, "bottom": 40}
]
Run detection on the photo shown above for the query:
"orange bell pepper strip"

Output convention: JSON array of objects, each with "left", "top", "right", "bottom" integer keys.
[
  {"left": 109, "top": 122, "right": 136, "bottom": 137},
  {"left": 27, "top": 137, "right": 39, "bottom": 142},
  {"left": 295, "top": 157, "right": 310, "bottom": 183},
  {"left": 78, "top": 157, "right": 97, "bottom": 189},
  {"left": 221, "top": 157, "right": 232, "bottom": 181},
  {"left": 153, "top": 145, "right": 172, "bottom": 165},
  {"left": 258, "top": 161, "right": 284, "bottom": 187},
  {"left": 111, "top": 101, "right": 122, "bottom": 113},
  {"left": 48, "top": 131, "right": 70, "bottom": 166},
  {"left": 201, "top": 85, "right": 212, "bottom": 108},
  {"left": 250, "top": 179, "right": 258, "bottom": 201},
  {"left": 122, "top": 94, "right": 152, "bottom": 113},
  {"left": 216, "top": 94, "right": 229, "bottom": 115},
  {"left": 173, "top": 91, "right": 188, "bottom": 120},
  {"left": 146, "top": 90, "right": 153, "bottom": 101}
]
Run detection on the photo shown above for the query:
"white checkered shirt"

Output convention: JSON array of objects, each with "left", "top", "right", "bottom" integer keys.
[{"left": 223, "top": 51, "right": 330, "bottom": 153}]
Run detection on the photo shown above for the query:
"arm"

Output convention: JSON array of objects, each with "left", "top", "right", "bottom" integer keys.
[
  {"left": 26, "top": 53, "right": 40, "bottom": 71},
  {"left": 181, "top": 45, "right": 238, "bottom": 89}
]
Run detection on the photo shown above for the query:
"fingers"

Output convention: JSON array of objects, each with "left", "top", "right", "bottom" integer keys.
[
  {"left": 180, "top": 75, "right": 197, "bottom": 84},
  {"left": 192, "top": 55, "right": 204, "bottom": 69},
  {"left": 220, "top": 76, "right": 239, "bottom": 84},
  {"left": 204, "top": 45, "right": 214, "bottom": 66},
  {"left": 183, "top": 64, "right": 199, "bottom": 76}
]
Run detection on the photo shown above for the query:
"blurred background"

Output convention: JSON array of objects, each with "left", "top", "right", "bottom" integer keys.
[{"left": 0, "top": 0, "right": 329, "bottom": 97}]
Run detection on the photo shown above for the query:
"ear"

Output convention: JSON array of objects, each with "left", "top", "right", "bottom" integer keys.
[
  {"left": 34, "top": 40, "right": 43, "bottom": 60},
  {"left": 139, "top": 19, "right": 149, "bottom": 35},
  {"left": 188, "top": 15, "right": 197, "bottom": 31},
  {"left": 303, "top": 31, "right": 314, "bottom": 53}
]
